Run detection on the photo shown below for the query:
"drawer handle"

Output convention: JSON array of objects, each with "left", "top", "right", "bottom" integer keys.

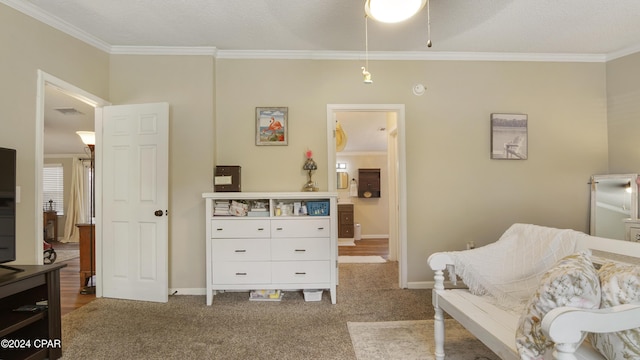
[
  {"left": 295, "top": 272, "right": 307, "bottom": 275},
  {"left": 234, "top": 249, "right": 246, "bottom": 253},
  {"left": 257, "top": 228, "right": 264, "bottom": 231},
  {"left": 317, "top": 227, "right": 325, "bottom": 230},
  {"left": 216, "top": 228, "right": 223, "bottom": 231},
  {"left": 294, "top": 249, "right": 306, "bottom": 252},
  {"left": 276, "top": 227, "right": 283, "bottom": 231},
  {"left": 235, "top": 272, "right": 247, "bottom": 276}
]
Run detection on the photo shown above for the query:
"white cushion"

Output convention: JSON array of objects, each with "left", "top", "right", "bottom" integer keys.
[
  {"left": 515, "top": 250, "right": 601, "bottom": 359},
  {"left": 589, "top": 262, "right": 640, "bottom": 359}
]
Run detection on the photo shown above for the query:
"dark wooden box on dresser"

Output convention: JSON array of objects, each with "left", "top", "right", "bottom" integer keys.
[
  {"left": 0, "top": 264, "right": 66, "bottom": 360},
  {"left": 338, "top": 204, "right": 354, "bottom": 238}
]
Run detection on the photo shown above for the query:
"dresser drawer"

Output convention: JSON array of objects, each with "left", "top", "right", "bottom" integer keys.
[
  {"left": 212, "top": 239, "right": 270, "bottom": 262},
  {"left": 271, "top": 238, "right": 330, "bottom": 261},
  {"left": 629, "top": 226, "right": 640, "bottom": 242},
  {"left": 271, "top": 219, "right": 331, "bottom": 238},
  {"left": 211, "top": 219, "right": 270, "bottom": 238},
  {"left": 213, "top": 262, "right": 271, "bottom": 284},
  {"left": 272, "top": 261, "right": 330, "bottom": 284}
]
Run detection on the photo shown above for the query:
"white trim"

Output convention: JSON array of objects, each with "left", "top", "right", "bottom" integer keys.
[
  {"left": 169, "top": 288, "right": 207, "bottom": 296},
  {"left": 0, "top": 0, "right": 111, "bottom": 53},
  {"left": 217, "top": 50, "right": 607, "bottom": 62},
  {"left": 408, "top": 281, "right": 468, "bottom": 290},
  {"left": 360, "top": 234, "right": 389, "bottom": 239},
  {"left": 607, "top": 43, "right": 640, "bottom": 61},
  {"left": 36, "top": 70, "right": 110, "bottom": 294},
  {"left": 327, "top": 104, "right": 408, "bottom": 289},
  {"left": 110, "top": 46, "right": 218, "bottom": 56}
]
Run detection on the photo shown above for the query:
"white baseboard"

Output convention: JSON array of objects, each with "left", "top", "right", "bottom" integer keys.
[
  {"left": 169, "top": 288, "right": 206, "bottom": 296},
  {"left": 359, "top": 234, "right": 389, "bottom": 240}
]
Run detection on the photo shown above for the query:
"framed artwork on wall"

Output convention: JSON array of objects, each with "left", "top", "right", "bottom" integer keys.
[
  {"left": 256, "top": 107, "right": 288, "bottom": 146},
  {"left": 490, "top": 113, "right": 528, "bottom": 160}
]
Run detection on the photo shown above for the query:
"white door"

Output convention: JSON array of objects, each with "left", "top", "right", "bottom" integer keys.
[{"left": 101, "top": 102, "right": 169, "bottom": 302}]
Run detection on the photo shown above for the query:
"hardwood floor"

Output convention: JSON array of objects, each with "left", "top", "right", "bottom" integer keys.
[
  {"left": 49, "top": 241, "right": 96, "bottom": 316},
  {"left": 338, "top": 238, "right": 389, "bottom": 259}
]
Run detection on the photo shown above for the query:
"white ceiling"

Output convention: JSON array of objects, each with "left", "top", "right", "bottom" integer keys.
[
  {"left": 12, "top": 0, "right": 640, "bottom": 57},
  {"left": 19, "top": 0, "right": 640, "bottom": 154},
  {"left": 44, "top": 86, "right": 95, "bottom": 155}
]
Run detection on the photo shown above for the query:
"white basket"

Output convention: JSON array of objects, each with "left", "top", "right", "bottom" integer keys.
[{"left": 303, "top": 289, "right": 323, "bottom": 302}]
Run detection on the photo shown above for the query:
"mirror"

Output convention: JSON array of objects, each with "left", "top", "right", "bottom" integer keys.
[
  {"left": 590, "top": 174, "right": 638, "bottom": 240},
  {"left": 337, "top": 172, "right": 349, "bottom": 189}
]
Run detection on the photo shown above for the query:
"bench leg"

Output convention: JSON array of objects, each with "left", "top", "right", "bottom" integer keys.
[
  {"left": 552, "top": 343, "right": 578, "bottom": 360},
  {"left": 434, "top": 298, "right": 445, "bottom": 360}
]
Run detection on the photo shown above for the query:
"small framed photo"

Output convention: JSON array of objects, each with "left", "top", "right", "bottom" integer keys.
[
  {"left": 491, "top": 113, "right": 528, "bottom": 160},
  {"left": 256, "top": 107, "right": 288, "bottom": 146}
]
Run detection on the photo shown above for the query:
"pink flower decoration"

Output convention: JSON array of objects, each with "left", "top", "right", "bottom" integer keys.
[{"left": 306, "top": 150, "right": 313, "bottom": 159}]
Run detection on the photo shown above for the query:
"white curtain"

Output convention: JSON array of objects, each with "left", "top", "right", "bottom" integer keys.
[{"left": 62, "top": 158, "right": 86, "bottom": 243}]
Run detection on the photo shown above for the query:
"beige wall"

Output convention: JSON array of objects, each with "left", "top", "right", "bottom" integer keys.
[
  {"left": 109, "top": 55, "right": 215, "bottom": 289},
  {"left": 216, "top": 59, "right": 608, "bottom": 283},
  {"left": 0, "top": 5, "right": 109, "bottom": 264},
  {"left": 336, "top": 153, "right": 389, "bottom": 237},
  {"left": 606, "top": 52, "right": 640, "bottom": 174}
]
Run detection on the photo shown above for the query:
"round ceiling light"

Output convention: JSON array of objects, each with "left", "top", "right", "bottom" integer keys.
[{"left": 364, "top": 0, "right": 427, "bottom": 23}]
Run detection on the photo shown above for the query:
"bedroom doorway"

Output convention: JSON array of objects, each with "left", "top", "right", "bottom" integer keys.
[{"left": 326, "top": 104, "right": 407, "bottom": 288}]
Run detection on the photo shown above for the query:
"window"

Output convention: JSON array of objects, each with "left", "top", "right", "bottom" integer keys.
[{"left": 43, "top": 164, "right": 64, "bottom": 215}]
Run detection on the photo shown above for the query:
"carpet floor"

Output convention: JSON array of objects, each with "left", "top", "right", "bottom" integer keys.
[
  {"left": 348, "top": 319, "right": 500, "bottom": 360},
  {"left": 60, "top": 262, "right": 495, "bottom": 359}
]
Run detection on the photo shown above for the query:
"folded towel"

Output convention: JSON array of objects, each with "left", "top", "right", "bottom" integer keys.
[{"left": 349, "top": 181, "right": 358, "bottom": 197}]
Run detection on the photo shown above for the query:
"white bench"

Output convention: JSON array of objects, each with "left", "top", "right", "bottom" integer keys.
[{"left": 428, "top": 233, "right": 640, "bottom": 360}]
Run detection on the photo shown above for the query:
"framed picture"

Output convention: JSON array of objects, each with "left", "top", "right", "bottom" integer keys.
[
  {"left": 256, "top": 107, "right": 288, "bottom": 146},
  {"left": 490, "top": 113, "right": 528, "bottom": 160}
]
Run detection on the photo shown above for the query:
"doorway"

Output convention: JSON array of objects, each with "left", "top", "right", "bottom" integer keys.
[
  {"left": 36, "top": 70, "right": 110, "bottom": 309},
  {"left": 326, "top": 104, "right": 407, "bottom": 288}
]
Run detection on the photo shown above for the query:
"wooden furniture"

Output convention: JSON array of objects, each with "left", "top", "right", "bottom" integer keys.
[
  {"left": 338, "top": 203, "right": 354, "bottom": 239},
  {"left": 76, "top": 224, "right": 95, "bottom": 287},
  {"left": 43, "top": 211, "right": 58, "bottom": 242},
  {"left": 624, "top": 218, "right": 640, "bottom": 242},
  {"left": 0, "top": 264, "right": 66, "bottom": 360},
  {"left": 428, "top": 225, "right": 640, "bottom": 360},
  {"left": 203, "top": 192, "right": 337, "bottom": 305},
  {"left": 358, "top": 168, "right": 380, "bottom": 198},
  {"left": 214, "top": 165, "right": 241, "bottom": 192}
]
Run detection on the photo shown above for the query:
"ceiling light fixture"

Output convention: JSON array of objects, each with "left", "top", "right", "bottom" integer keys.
[{"left": 364, "top": 0, "right": 426, "bottom": 23}]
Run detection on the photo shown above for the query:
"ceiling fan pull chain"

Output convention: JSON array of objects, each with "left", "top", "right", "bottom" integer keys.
[{"left": 426, "top": 0, "right": 432, "bottom": 48}]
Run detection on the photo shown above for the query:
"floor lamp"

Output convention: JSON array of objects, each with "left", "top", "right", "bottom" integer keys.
[{"left": 76, "top": 131, "right": 95, "bottom": 295}]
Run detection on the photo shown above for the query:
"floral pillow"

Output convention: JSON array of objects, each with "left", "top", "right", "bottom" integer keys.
[
  {"left": 515, "top": 250, "right": 601, "bottom": 359},
  {"left": 589, "top": 262, "right": 640, "bottom": 360}
]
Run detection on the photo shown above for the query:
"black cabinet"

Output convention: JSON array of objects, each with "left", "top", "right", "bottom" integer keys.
[
  {"left": 0, "top": 264, "right": 65, "bottom": 360},
  {"left": 358, "top": 169, "right": 381, "bottom": 198}
]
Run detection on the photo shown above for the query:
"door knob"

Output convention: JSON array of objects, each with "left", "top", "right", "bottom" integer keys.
[{"left": 154, "top": 210, "right": 164, "bottom": 217}]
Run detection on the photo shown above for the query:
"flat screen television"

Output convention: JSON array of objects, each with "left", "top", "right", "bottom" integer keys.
[{"left": 0, "top": 147, "right": 17, "bottom": 269}]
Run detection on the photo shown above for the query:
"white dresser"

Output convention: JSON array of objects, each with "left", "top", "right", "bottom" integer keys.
[{"left": 202, "top": 192, "right": 338, "bottom": 305}]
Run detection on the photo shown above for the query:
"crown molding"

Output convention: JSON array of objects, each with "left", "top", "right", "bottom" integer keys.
[
  {"left": 0, "top": 0, "right": 111, "bottom": 53},
  {"left": 215, "top": 49, "right": 606, "bottom": 62},
  {"left": 606, "top": 43, "right": 640, "bottom": 61},
  {"left": 110, "top": 46, "right": 218, "bottom": 56}
]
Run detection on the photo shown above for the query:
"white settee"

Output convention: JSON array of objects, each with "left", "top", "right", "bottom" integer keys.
[{"left": 428, "top": 223, "right": 640, "bottom": 360}]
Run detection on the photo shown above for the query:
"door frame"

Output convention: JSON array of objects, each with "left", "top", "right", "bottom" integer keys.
[
  {"left": 36, "top": 70, "right": 110, "bottom": 296},
  {"left": 326, "top": 104, "right": 408, "bottom": 288}
]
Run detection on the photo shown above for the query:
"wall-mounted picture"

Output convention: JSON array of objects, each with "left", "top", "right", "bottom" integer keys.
[
  {"left": 491, "top": 113, "right": 528, "bottom": 160},
  {"left": 256, "top": 107, "right": 288, "bottom": 146}
]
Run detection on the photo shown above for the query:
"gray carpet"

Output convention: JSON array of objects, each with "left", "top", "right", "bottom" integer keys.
[{"left": 60, "top": 263, "right": 493, "bottom": 359}]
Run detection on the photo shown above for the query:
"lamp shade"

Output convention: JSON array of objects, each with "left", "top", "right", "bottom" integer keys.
[
  {"left": 76, "top": 131, "right": 95, "bottom": 146},
  {"left": 365, "top": 0, "right": 426, "bottom": 23}
]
